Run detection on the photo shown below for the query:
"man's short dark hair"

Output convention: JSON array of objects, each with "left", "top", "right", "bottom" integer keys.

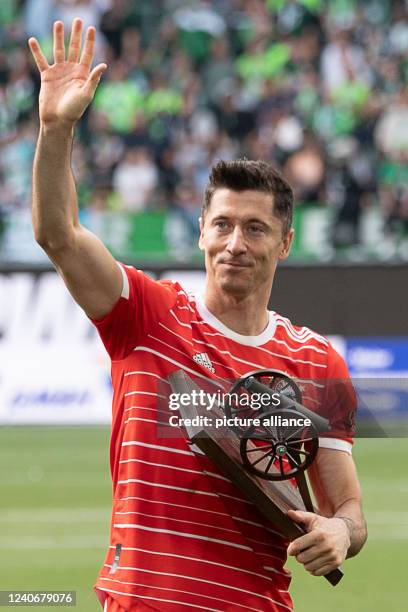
[{"left": 203, "top": 159, "right": 294, "bottom": 236}]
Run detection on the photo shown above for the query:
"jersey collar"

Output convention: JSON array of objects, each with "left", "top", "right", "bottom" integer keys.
[{"left": 195, "top": 296, "right": 277, "bottom": 347}]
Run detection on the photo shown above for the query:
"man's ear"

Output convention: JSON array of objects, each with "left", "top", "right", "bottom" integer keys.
[
  {"left": 198, "top": 216, "right": 205, "bottom": 251},
  {"left": 279, "top": 228, "right": 294, "bottom": 261}
]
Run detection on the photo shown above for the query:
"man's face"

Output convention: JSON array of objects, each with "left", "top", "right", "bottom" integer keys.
[{"left": 199, "top": 189, "right": 293, "bottom": 297}]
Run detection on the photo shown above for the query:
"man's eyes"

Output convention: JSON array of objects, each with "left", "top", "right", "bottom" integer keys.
[
  {"left": 214, "top": 221, "right": 230, "bottom": 230},
  {"left": 214, "top": 222, "right": 265, "bottom": 234},
  {"left": 248, "top": 225, "right": 264, "bottom": 234}
]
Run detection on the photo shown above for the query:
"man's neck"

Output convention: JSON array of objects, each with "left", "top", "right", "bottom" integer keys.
[{"left": 203, "top": 288, "right": 270, "bottom": 336}]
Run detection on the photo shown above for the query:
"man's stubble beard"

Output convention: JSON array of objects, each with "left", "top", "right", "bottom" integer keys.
[
  {"left": 219, "top": 278, "right": 250, "bottom": 296},
  {"left": 215, "top": 268, "right": 256, "bottom": 297},
  {"left": 219, "top": 263, "right": 274, "bottom": 299}
]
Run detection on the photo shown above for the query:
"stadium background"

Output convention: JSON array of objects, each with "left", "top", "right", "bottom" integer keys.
[{"left": 0, "top": 0, "right": 407, "bottom": 611}]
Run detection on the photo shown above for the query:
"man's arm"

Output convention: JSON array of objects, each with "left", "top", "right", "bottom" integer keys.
[
  {"left": 287, "top": 448, "right": 367, "bottom": 576},
  {"left": 30, "top": 19, "right": 122, "bottom": 320},
  {"left": 308, "top": 447, "right": 367, "bottom": 558}
]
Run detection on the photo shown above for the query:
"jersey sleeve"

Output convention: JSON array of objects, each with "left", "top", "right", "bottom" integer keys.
[
  {"left": 319, "top": 342, "right": 357, "bottom": 454},
  {"left": 91, "top": 263, "right": 177, "bottom": 361}
]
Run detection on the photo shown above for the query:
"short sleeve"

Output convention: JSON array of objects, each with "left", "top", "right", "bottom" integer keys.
[
  {"left": 91, "top": 263, "right": 177, "bottom": 361},
  {"left": 319, "top": 343, "right": 357, "bottom": 454}
]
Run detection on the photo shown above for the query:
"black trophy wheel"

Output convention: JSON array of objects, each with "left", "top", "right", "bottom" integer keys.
[
  {"left": 223, "top": 370, "right": 302, "bottom": 429},
  {"left": 239, "top": 408, "right": 319, "bottom": 481}
]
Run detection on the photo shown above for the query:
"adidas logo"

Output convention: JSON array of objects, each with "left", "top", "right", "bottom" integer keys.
[{"left": 193, "top": 352, "right": 215, "bottom": 373}]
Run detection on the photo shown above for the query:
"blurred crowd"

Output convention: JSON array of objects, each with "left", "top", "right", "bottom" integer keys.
[{"left": 0, "top": 0, "right": 407, "bottom": 258}]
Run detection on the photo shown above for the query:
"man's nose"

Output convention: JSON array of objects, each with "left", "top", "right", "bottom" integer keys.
[{"left": 226, "top": 226, "right": 247, "bottom": 255}]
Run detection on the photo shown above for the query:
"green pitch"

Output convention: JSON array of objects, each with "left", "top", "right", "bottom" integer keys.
[{"left": 0, "top": 427, "right": 406, "bottom": 611}]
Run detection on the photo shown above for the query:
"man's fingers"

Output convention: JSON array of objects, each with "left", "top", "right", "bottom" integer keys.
[
  {"left": 287, "top": 510, "right": 317, "bottom": 529},
  {"left": 79, "top": 26, "right": 96, "bottom": 69},
  {"left": 311, "top": 562, "right": 338, "bottom": 577},
  {"left": 53, "top": 21, "right": 65, "bottom": 63},
  {"left": 88, "top": 63, "right": 107, "bottom": 81},
  {"left": 290, "top": 543, "right": 340, "bottom": 574},
  {"left": 83, "top": 63, "right": 107, "bottom": 97},
  {"left": 68, "top": 18, "right": 83, "bottom": 63},
  {"left": 304, "top": 556, "right": 334, "bottom": 574},
  {"left": 287, "top": 529, "right": 323, "bottom": 556},
  {"left": 28, "top": 38, "right": 49, "bottom": 72}
]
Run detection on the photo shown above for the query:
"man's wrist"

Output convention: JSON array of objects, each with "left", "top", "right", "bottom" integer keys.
[
  {"left": 336, "top": 516, "right": 354, "bottom": 536},
  {"left": 40, "top": 120, "right": 76, "bottom": 137},
  {"left": 336, "top": 516, "right": 354, "bottom": 556}
]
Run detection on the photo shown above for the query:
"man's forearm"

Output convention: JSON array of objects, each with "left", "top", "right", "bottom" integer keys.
[
  {"left": 32, "top": 122, "right": 79, "bottom": 249},
  {"left": 308, "top": 449, "right": 367, "bottom": 563},
  {"left": 335, "top": 500, "right": 367, "bottom": 558}
]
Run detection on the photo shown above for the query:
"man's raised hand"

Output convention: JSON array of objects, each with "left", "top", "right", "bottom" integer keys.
[{"left": 28, "top": 19, "right": 107, "bottom": 126}]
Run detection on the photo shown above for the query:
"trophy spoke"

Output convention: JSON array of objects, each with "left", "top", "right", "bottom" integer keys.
[
  {"left": 286, "top": 445, "right": 311, "bottom": 457},
  {"left": 287, "top": 437, "right": 302, "bottom": 445},
  {"left": 286, "top": 451, "right": 300, "bottom": 467},
  {"left": 246, "top": 444, "right": 274, "bottom": 453},
  {"left": 265, "top": 453, "right": 277, "bottom": 473},
  {"left": 297, "top": 436, "right": 314, "bottom": 444},
  {"left": 250, "top": 448, "right": 276, "bottom": 467}
]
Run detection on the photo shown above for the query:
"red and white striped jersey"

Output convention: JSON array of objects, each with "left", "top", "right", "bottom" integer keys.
[{"left": 92, "top": 264, "right": 354, "bottom": 612}]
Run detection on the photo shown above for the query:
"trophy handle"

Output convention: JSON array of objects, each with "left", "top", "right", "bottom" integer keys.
[{"left": 325, "top": 567, "right": 344, "bottom": 585}]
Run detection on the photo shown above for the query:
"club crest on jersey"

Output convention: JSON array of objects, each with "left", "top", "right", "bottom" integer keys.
[{"left": 193, "top": 352, "right": 215, "bottom": 373}]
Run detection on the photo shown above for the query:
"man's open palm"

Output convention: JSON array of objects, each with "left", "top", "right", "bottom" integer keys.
[{"left": 28, "top": 19, "right": 107, "bottom": 125}]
